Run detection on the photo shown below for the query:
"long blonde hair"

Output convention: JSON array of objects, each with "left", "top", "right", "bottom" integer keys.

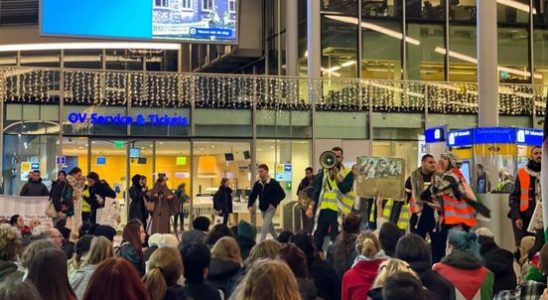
[
  {"left": 230, "top": 259, "right": 301, "bottom": 300},
  {"left": 372, "top": 258, "right": 417, "bottom": 288},
  {"left": 356, "top": 232, "right": 381, "bottom": 258},
  {"left": 84, "top": 236, "right": 113, "bottom": 266},
  {"left": 245, "top": 240, "right": 281, "bottom": 266},
  {"left": 212, "top": 236, "right": 241, "bottom": 264},
  {"left": 142, "top": 247, "right": 183, "bottom": 300}
]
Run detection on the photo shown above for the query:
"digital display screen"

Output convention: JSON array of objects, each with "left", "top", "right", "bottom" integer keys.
[
  {"left": 96, "top": 156, "right": 107, "bottom": 165},
  {"left": 424, "top": 127, "right": 446, "bottom": 143},
  {"left": 459, "top": 160, "right": 471, "bottom": 185},
  {"left": 41, "top": 0, "right": 238, "bottom": 43},
  {"left": 129, "top": 148, "right": 141, "bottom": 158}
]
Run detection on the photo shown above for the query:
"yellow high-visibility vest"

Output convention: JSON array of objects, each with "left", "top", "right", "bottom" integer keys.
[
  {"left": 82, "top": 189, "right": 91, "bottom": 213},
  {"left": 319, "top": 169, "right": 354, "bottom": 215},
  {"left": 381, "top": 198, "right": 410, "bottom": 230}
]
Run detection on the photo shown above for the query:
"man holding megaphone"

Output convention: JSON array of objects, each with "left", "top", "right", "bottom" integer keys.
[{"left": 309, "top": 147, "right": 359, "bottom": 253}]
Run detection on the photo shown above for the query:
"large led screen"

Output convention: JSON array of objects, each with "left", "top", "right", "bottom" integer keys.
[{"left": 41, "top": 0, "right": 238, "bottom": 43}]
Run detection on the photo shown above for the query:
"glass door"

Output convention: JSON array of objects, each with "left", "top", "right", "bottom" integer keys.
[{"left": 89, "top": 139, "right": 127, "bottom": 200}]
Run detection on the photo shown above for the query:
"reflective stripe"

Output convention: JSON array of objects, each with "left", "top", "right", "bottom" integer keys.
[
  {"left": 383, "top": 199, "right": 393, "bottom": 218},
  {"left": 397, "top": 204, "right": 410, "bottom": 230},
  {"left": 518, "top": 168, "right": 531, "bottom": 212},
  {"left": 442, "top": 194, "right": 476, "bottom": 227},
  {"left": 369, "top": 202, "right": 376, "bottom": 223}
]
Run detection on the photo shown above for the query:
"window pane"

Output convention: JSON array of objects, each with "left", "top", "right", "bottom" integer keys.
[
  {"left": 407, "top": 24, "right": 445, "bottom": 81},
  {"left": 361, "top": 20, "right": 402, "bottom": 79}
]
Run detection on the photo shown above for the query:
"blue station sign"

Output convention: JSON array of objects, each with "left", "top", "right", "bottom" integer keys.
[
  {"left": 446, "top": 127, "right": 544, "bottom": 148},
  {"left": 68, "top": 113, "right": 188, "bottom": 126},
  {"left": 425, "top": 126, "right": 446, "bottom": 143}
]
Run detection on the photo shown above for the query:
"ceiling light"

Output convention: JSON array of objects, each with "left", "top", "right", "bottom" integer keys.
[
  {"left": 325, "top": 15, "right": 420, "bottom": 45},
  {"left": 497, "top": 0, "right": 536, "bottom": 14},
  {"left": 341, "top": 61, "right": 357, "bottom": 67}
]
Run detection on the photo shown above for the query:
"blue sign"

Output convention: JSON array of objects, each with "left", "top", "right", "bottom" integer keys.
[
  {"left": 473, "top": 127, "right": 516, "bottom": 145},
  {"left": 96, "top": 156, "right": 107, "bottom": 165},
  {"left": 516, "top": 128, "right": 543, "bottom": 146},
  {"left": 275, "top": 164, "right": 292, "bottom": 182},
  {"left": 447, "top": 129, "right": 473, "bottom": 148},
  {"left": 190, "top": 28, "right": 233, "bottom": 38},
  {"left": 56, "top": 156, "right": 66, "bottom": 165},
  {"left": 129, "top": 148, "right": 141, "bottom": 158},
  {"left": 30, "top": 162, "right": 40, "bottom": 170},
  {"left": 67, "top": 113, "right": 188, "bottom": 126},
  {"left": 425, "top": 127, "right": 446, "bottom": 143}
]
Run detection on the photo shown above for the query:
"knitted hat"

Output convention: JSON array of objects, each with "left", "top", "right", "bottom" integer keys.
[
  {"left": 93, "top": 225, "right": 116, "bottom": 241},
  {"left": 440, "top": 152, "right": 459, "bottom": 168},
  {"left": 237, "top": 220, "right": 257, "bottom": 241}
]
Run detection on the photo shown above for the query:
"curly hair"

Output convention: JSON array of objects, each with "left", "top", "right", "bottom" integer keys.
[{"left": 0, "top": 224, "right": 21, "bottom": 261}]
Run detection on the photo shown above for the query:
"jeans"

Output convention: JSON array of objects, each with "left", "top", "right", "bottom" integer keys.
[
  {"left": 313, "top": 209, "right": 339, "bottom": 252},
  {"left": 260, "top": 207, "right": 278, "bottom": 242}
]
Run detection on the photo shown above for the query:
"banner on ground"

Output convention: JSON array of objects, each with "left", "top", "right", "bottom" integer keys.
[
  {"left": 356, "top": 156, "right": 405, "bottom": 200},
  {"left": 0, "top": 196, "right": 52, "bottom": 226}
]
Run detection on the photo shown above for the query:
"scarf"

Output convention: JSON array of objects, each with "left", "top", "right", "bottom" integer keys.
[{"left": 410, "top": 168, "right": 427, "bottom": 210}]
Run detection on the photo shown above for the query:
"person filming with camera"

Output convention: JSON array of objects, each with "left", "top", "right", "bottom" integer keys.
[{"left": 309, "top": 147, "right": 359, "bottom": 253}]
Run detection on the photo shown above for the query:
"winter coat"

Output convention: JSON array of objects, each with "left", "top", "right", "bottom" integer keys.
[
  {"left": 213, "top": 186, "right": 233, "bottom": 214},
  {"left": 116, "top": 242, "right": 145, "bottom": 277},
  {"left": 184, "top": 281, "right": 222, "bottom": 300},
  {"left": 409, "top": 260, "right": 455, "bottom": 300},
  {"left": 20, "top": 178, "right": 49, "bottom": 196},
  {"left": 87, "top": 180, "right": 116, "bottom": 210},
  {"left": 50, "top": 180, "right": 74, "bottom": 215},
  {"left": 181, "top": 230, "right": 208, "bottom": 246},
  {"left": 247, "top": 177, "right": 286, "bottom": 211},
  {"left": 0, "top": 259, "right": 23, "bottom": 282},
  {"left": 341, "top": 256, "right": 386, "bottom": 300},
  {"left": 433, "top": 250, "right": 494, "bottom": 300},
  {"left": 297, "top": 278, "right": 319, "bottom": 300},
  {"left": 206, "top": 258, "right": 241, "bottom": 293},
  {"left": 164, "top": 284, "right": 188, "bottom": 300},
  {"left": 128, "top": 175, "right": 148, "bottom": 225},
  {"left": 309, "top": 256, "right": 341, "bottom": 300}
]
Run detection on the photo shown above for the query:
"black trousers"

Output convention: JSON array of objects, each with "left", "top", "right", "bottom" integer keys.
[
  {"left": 223, "top": 213, "right": 230, "bottom": 226},
  {"left": 313, "top": 209, "right": 339, "bottom": 252},
  {"left": 511, "top": 214, "right": 532, "bottom": 247},
  {"left": 173, "top": 213, "right": 184, "bottom": 232},
  {"left": 301, "top": 209, "right": 314, "bottom": 234},
  {"left": 82, "top": 211, "right": 96, "bottom": 224},
  {"left": 409, "top": 205, "right": 436, "bottom": 239}
]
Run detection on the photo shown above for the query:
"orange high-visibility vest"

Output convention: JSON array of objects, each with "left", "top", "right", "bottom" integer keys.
[
  {"left": 442, "top": 194, "right": 477, "bottom": 228},
  {"left": 518, "top": 168, "right": 531, "bottom": 212}
]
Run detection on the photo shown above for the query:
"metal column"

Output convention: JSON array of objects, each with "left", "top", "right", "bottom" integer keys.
[{"left": 286, "top": 0, "right": 299, "bottom": 77}]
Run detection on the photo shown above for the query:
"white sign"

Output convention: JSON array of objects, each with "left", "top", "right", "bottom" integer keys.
[
  {"left": 96, "top": 197, "right": 122, "bottom": 229},
  {"left": 527, "top": 201, "right": 543, "bottom": 234},
  {"left": 0, "top": 196, "right": 52, "bottom": 226}
]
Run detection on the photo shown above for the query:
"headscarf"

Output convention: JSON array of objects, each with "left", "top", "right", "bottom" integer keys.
[
  {"left": 131, "top": 174, "right": 142, "bottom": 187},
  {"left": 440, "top": 152, "right": 459, "bottom": 169}
]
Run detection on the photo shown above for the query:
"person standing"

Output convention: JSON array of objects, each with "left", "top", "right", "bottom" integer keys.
[
  {"left": 66, "top": 167, "right": 85, "bottom": 234},
  {"left": 476, "top": 164, "right": 491, "bottom": 194},
  {"left": 509, "top": 146, "right": 542, "bottom": 246},
  {"left": 129, "top": 174, "right": 148, "bottom": 225},
  {"left": 297, "top": 167, "right": 315, "bottom": 233},
  {"left": 309, "top": 147, "right": 357, "bottom": 252},
  {"left": 423, "top": 152, "right": 481, "bottom": 263},
  {"left": 148, "top": 177, "right": 176, "bottom": 234},
  {"left": 213, "top": 178, "right": 233, "bottom": 226},
  {"left": 174, "top": 183, "right": 190, "bottom": 231},
  {"left": 248, "top": 164, "right": 286, "bottom": 242},
  {"left": 83, "top": 172, "right": 116, "bottom": 225},
  {"left": 50, "top": 170, "right": 73, "bottom": 225},
  {"left": 405, "top": 154, "right": 437, "bottom": 239},
  {"left": 20, "top": 170, "right": 49, "bottom": 196}
]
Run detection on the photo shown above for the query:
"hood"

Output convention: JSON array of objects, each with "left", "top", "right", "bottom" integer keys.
[
  {"left": 237, "top": 221, "right": 257, "bottom": 241},
  {"left": 236, "top": 235, "right": 256, "bottom": 248},
  {"left": 207, "top": 258, "right": 240, "bottom": 279},
  {"left": 352, "top": 259, "right": 385, "bottom": 278},
  {"left": 131, "top": 175, "right": 142, "bottom": 187},
  {"left": 0, "top": 260, "right": 19, "bottom": 278},
  {"left": 441, "top": 249, "right": 482, "bottom": 270}
]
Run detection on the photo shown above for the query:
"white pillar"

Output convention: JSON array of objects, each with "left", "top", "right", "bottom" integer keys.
[
  {"left": 307, "top": 0, "right": 321, "bottom": 78},
  {"left": 477, "top": 0, "right": 499, "bottom": 127},
  {"left": 286, "top": 0, "right": 299, "bottom": 76}
]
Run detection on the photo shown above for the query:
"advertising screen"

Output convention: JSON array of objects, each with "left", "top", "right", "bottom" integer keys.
[{"left": 41, "top": 0, "right": 238, "bottom": 43}]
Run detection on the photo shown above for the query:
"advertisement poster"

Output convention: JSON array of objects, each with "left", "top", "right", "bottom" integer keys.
[
  {"left": 152, "top": 0, "right": 237, "bottom": 42},
  {"left": 356, "top": 156, "right": 405, "bottom": 200}
]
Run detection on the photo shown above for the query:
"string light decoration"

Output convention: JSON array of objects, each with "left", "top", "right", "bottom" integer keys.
[{"left": 0, "top": 67, "right": 545, "bottom": 118}]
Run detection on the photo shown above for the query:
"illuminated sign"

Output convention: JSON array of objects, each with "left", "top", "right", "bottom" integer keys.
[
  {"left": 516, "top": 129, "right": 543, "bottom": 146},
  {"left": 67, "top": 113, "right": 188, "bottom": 126},
  {"left": 447, "top": 129, "right": 473, "bottom": 148},
  {"left": 425, "top": 127, "right": 446, "bottom": 143},
  {"left": 447, "top": 127, "right": 544, "bottom": 148},
  {"left": 473, "top": 127, "right": 515, "bottom": 144}
]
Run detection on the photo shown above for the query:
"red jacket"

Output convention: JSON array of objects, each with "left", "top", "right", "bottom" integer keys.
[{"left": 341, "top": 258, "right": 385, "bottom": 300}]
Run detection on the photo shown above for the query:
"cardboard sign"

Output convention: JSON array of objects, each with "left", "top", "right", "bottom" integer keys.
[
  {"left": 356, "top": 156, "right": 405, "bottom": 200},
  {"left": 527, "top": 201, "right": 543, "bottom": 234}
]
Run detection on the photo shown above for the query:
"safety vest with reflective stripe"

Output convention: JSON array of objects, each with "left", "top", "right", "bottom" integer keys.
[
  {"left": 442, "top": 194, "right": 476, "bottom": 228},
  {"left": 319, "top": 172, "right": 353, "bottom": 215},
  {"left": 82, "top": 188, "right": 91, "bottom": 213},
  {"left": 382, "top": 199, "right": 410, "bottom": 230},
  {"left": 337, "top": 166, "right": 355, "bottom": 214},
  {"left": 518, "top": 168, "right": 532, "bottom": 212}
]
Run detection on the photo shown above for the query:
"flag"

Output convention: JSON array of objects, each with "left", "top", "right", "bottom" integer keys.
[{"left": 542, "top": 93, "right": 548, "bottom": 242}]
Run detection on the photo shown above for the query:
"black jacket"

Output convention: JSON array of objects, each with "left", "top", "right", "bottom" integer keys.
[
  {"left": 236, "top": 235, "right": 256, "bottom": 261},
  {"left": 164, "top": 285, "right": 188, "bottom": 300},
  {"left": 20, "top": 179, "right": 49, "bottom": 196},
  {"left": 86, "top": 180, "right": 116, "bottom": 210},
  {"left": 309, "top": 257, "right": 341, "bottom": 300},
  {"left": 50, "top": 180, "right": 73, "bottom": 214},
  {"left": 129, "top": 178, "right": 148, "bottom": 224},
  {"left": 247, "top": 178, "right": 286, "bottom": 211},
  {"left": 409, "top": 260, "right": 455, "bottom": 300},
  {"left": 184, "top": 281, "right": 222, "bottom": 300},
  {"left": 509, "top": 161, "right": 540, "bottom": 221},
  {"left": 206, "top": 258, "right": 241, "bottom": 293},
  {"left": 213, "top": 186, "right": 233, "bottom": 214}
]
